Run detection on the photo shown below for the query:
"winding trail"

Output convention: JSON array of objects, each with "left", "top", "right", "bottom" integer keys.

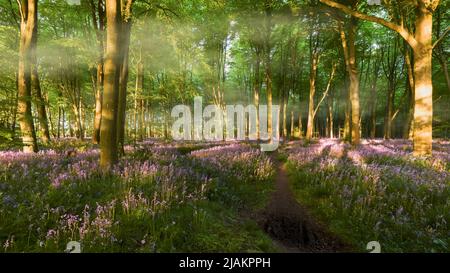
[{"left": 260, "top": 151, "right": 350, "bottom": 252}]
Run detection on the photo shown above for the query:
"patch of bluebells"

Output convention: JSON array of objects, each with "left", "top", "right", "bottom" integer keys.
[
  {"left": 0, "top": 139, "right": 272, "bottom": 252},
  {"left": 190, "top": 144, "right": 274, "bottom": 182},
  {"left": 286, "top": 138, "right": 450, "bottom": 252}
]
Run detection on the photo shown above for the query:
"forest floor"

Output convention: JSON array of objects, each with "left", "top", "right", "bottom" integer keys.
[
  {"left": 0, "top": 138, "right": 449, "bottom": 252},
  {"left": 258, "top": 151, "right": 350, "bottom": 252}
]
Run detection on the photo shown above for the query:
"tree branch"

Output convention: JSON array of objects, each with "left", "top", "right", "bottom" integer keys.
[
  {"left": 433, "top": 27, "right": 450, "bottom": 49},
  {"left": 319, "top": 0, "right": 418, "bottom": 48},
  {"left": 8, "top": 0, "right": 20, "bottom": 30},
  {"left": 314, "top": 63, "right": 336, "bottom": 117},
  {"left": 16, "top": 0, "right": 24, "bottom": 21}
]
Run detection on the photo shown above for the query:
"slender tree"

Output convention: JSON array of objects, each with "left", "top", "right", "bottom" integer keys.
[
  {"left": 116, "top": 0, "right": 133, "bottom": 154},
  {"left": 264, "top": 1, "right": 274, "bottom": 140},
  {"left": 90, "top": 0, "right": 106, "bottom": 144},
  {"left": 306, "top": 31, "right": 320, "bottom": 140},
  {"left": 31, "top": 44, "right": 50, "bottom": 143}
]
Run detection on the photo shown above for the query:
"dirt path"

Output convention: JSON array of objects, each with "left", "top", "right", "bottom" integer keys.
[{"left": 260, "top": 152, "right": 350, "bottom": 252}]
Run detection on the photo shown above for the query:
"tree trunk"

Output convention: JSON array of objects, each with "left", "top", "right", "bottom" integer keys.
[
  {"left": 343, "top": 97, "right": 350, "bottom": 140},
  {"left": 11, "top": 84, "right": 18, "bottom": 136},
  {"left": 31, "top": 67, "right": 50, "bottom": 143},
  {"left": 340, "top": 19, "right": 360, "bottom": 144},
  {"left": 266, "top": 57, "right": 273, "bottom": 140},
  {"left": 347, "top": 18, "right": 360, "bottom": 145},
  {"left": 146, "top": 99, "right": 152, "bottom": 138},
  {"left": 141, "top": 99, "right": 146, "bottom": 139},
  {"left": 264, "top": 5, "right": 273, "bottom": 141},
  {"left": 437, "top": 57, "right": 450, "bottom": 94},
  {"left": 327, "top": 95, "right": 334, "bottom": 138},
  {"left": 90, "top": 0, "right": 105, "bottom": 144},
  {"left": 306, "top": 51, "right": 318, "bottom": 140},
  {"left": 71, "top": 104, "right": 83, "bottom": 139},
  {"left": 100, "top": 0, "right": 122, "bottom": 169},
  {"left": 17, "top": 0, "right": 38, "bottom": 153},
  {"left": 369, "top": 56, "right": 380, "bottom": 139},
  {"left": 340, "top": 30, "right": 351, "bottom": 141},
  {"left": 80, "top": 99, "right": 85, "bottom": 139},
  {"left": 290, "top": 111, "right": 294, "bottom": 139},
  {"left": 117, "top": 20, "right": 131, "bottom": 154},
  {"left": 62, "top": 107, "right": 65, "bottom": 137},
  {"left": 135, "top": 62, "right": 144, "bottom": 141},
  {"left": 254, "top": 49, "right": 261, "bottom": 140},
  {"left": 57, "top": 106, "right": 61, "bottom": 138},
  {"left": 93, "top": 63, "right": 103, "bottom": 144},
  {"left": 31, "top": 52, "right": 50, "bottom": 143},
  {"left": 47, "top": 95, "right": 55, "bottom": 138},
  {"left": 298, "top": 111, "right": 303, "bottom": 138},
  {"left": 384, "top": 84, "right": 394, "bottom": 139},
  {"left": 282, "top": 93, "right": 287, "bottom": 139},
  {"left": 69, "top": 115, "right": 74, "bottom": 137},
  {"left": 412, "top": 3, "right": 433, "bottom": 155},
  {"left": 403, "top": 44, "right": 415, "bottom": 139}
]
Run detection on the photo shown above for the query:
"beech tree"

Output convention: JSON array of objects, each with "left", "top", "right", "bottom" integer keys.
[
  {"left": 100, "top": 0, "right": 134, "bottom": 169},
  {"left": 320, "top": 0, "right": 444, "bottom": 155},
  {"left": 17, "top": 0, "right": 38, "bottom": 153}
]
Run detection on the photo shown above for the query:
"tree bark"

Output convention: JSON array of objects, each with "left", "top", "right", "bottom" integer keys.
[
  {"left": 31, "top": 66, "right": 50, "bottom": 143},
  {"left": 369, "top": 55, "right": 380, "bottom": 139},
  {"left": 30, "top": 21, "right": 50, "bottom": 145},
  {"left": 90, "top": 0, "right": 105, "bottom": 144},
  {"left": 298, "top": 111, "right": 303, "bottom": 138},
  {"left": 253, "top": 48, "right": 261, "bottom": 140},
  {"left": 100, "top": 0, "right": 122, "bottom": 169},
  {"left": 135, "top": 61, "right": 144, "bottom": 141},
  {"left": 347, "top": 18, "right": 361, "bottom": 145},
  {"left": 117, "top": 19, "right": 131, "bottom": 154},
  {"left": 264, "top": 4, "right": 273, "bottom": 140},
  {"left": 327, "top": 93, "right": 334, "bottom": 138},
  {"left": 412, "top": 3, "right": 434, "bottom": 155},
  {"left": 403, "top": 43, "right": 415, "bottom": 139},
  {"left": 62, "top": 108, "right": 65, "bottom": 137},
  {"left": 306, "top": 42, "right": 318, "bottom": 140},
  {"left": 93, "top": 62, "right": 103, "bottom": 144},
  {"left": 57, "top": 106, "right": 61, "bottom": 138},
  {"left": 384, "top": 85, "right": 394, "bottom": 139},
  {"left": 340, "top": 27, "right": 351, "bottom": 141},
  {"left": 17, "top": 0, "right": 38, "bottom": 153},
  {"left": 290, "top": 111, "right": 294, "bottom": 139}
]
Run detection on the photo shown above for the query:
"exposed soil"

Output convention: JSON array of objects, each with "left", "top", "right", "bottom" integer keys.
[{"left": 258, "top": 152, "right": 351, "bottom": 253}]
